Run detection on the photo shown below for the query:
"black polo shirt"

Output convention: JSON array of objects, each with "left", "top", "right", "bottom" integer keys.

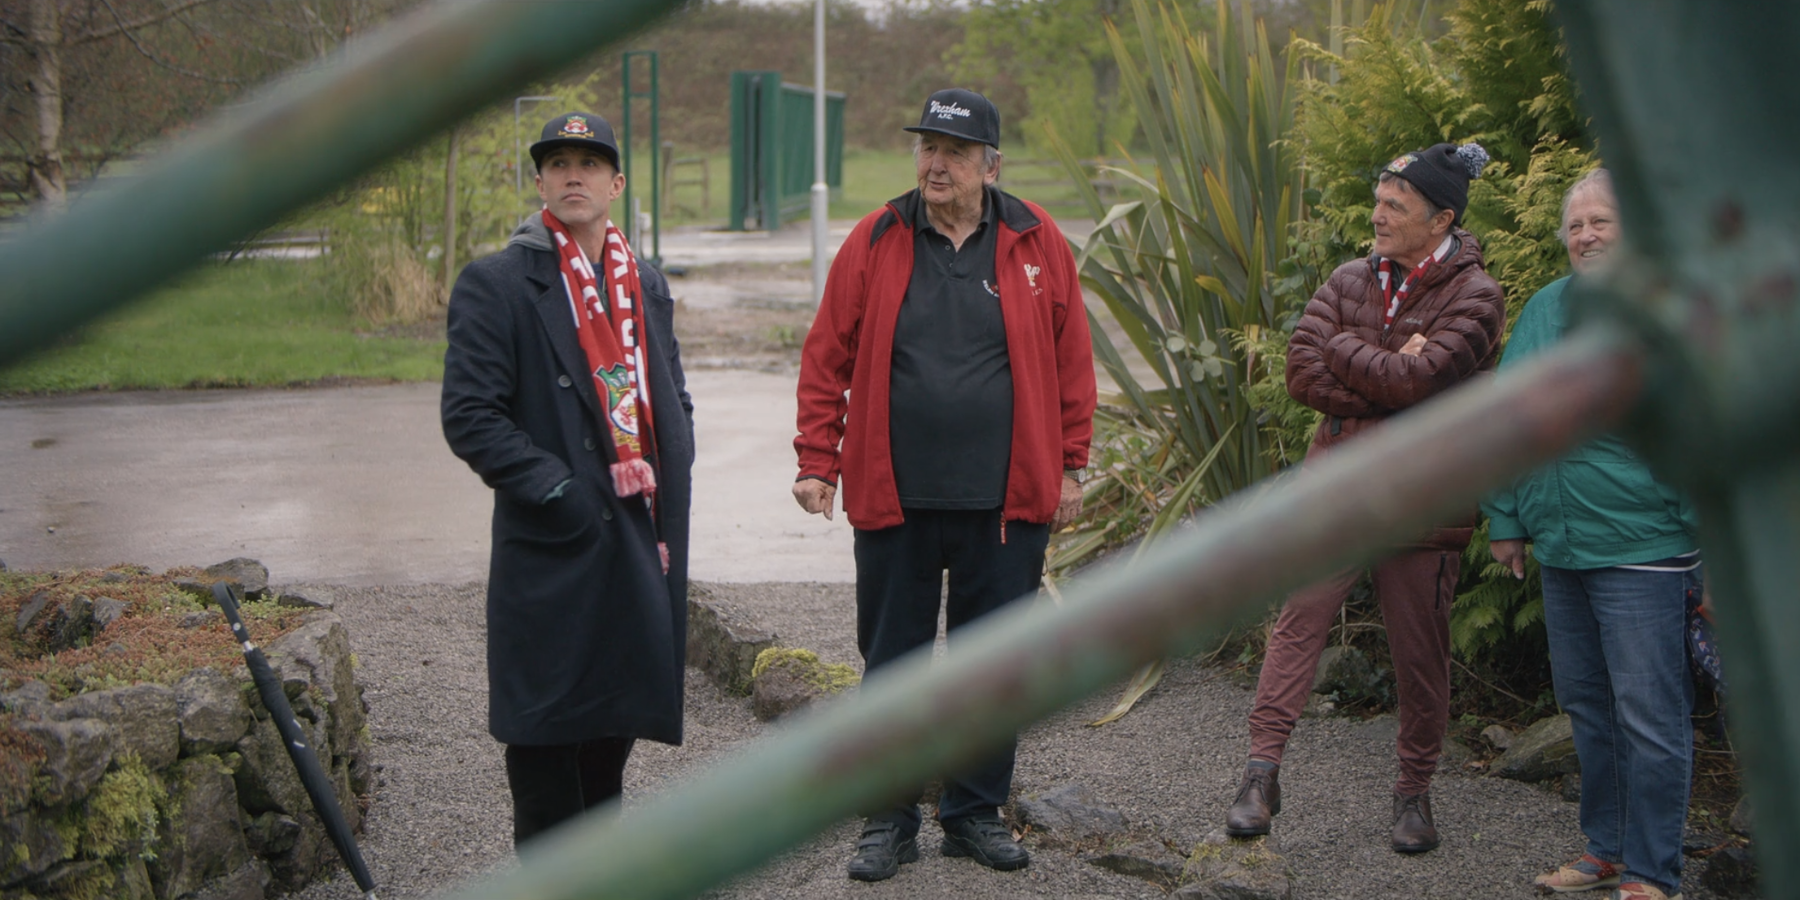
[{"left": 888, "top": 188, "right": 1013, "bottom": 509}]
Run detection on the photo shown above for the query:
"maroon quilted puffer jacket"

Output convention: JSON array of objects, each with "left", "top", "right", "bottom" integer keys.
[{"left": 1285, "top": 228, "right": 1506, "bottom": 549}]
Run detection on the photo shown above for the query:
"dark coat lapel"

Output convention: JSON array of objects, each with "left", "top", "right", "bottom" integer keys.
[{"left": 527, "top": 251, "right": 608, "bottom": 432}]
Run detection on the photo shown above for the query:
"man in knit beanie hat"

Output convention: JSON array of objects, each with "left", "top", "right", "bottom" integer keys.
[
  {"left": 1221, "top": 140, "right": 1504, "bottom": 855},
  {"left": 1382, "top": 141, "right": 1490, "bottom": 226}
]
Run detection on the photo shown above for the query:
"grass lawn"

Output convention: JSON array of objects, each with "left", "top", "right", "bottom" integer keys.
[
  {"left": 644, "top": 146, "right": 1102, "bottom": 228},
  {"left": 633, "top": 146, "right": 920, "bottom": 225},
  {"left": 0, "top": 259, "right": 445, "bottom": 394},
  {"left": 832, "top": 147, "right": 919, "bottom": 219},
  {"left": 831, "top": 148, "right": 1101, "bottom": 221}
]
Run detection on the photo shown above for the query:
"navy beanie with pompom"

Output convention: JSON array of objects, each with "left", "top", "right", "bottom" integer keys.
[{"left": 1383, "top": 141, "right": 1489, "bottom": 225}]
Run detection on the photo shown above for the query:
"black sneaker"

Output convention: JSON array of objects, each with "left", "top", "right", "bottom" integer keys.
[
  {"left": 941, "top": 813, "right": 1029, "bottom": 871},
  {"left": 846, "top": 819, "right": 919, "bottom": 882}
]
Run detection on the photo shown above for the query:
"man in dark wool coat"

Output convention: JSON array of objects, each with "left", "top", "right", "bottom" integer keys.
[{"left": 441, "top": 111, "right": 693, "bottom": 848}]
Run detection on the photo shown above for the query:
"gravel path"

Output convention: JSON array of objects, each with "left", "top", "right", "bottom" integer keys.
[{"left": 280, "top": 580, "right": 1730, "bottom": 900}]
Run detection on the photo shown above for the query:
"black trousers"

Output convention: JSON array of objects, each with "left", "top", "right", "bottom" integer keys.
[
  {"left": 854, "top": 507, "right": 1050, "bottom": 835},
  {"left": 503, "top": 737, "right": 635, "bottom": 848}
]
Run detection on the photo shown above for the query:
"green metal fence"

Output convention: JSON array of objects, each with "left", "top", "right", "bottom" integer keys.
[
  {"left": 2, "top": 1, "right": 1797, "bottom": 898},
  {"left": 621, "top": 50, "right": 663, "bottom": 262},
  {"left": 727, "top": 70, "right": 844, "bottom": 231}
]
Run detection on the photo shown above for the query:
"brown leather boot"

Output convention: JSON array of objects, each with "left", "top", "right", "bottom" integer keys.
[
  {"left": 1391, "top": 790, "right": 1439, "bottom": 853},
  {"left": 1224, "top": 763, "right": 1280, "bottom": 836}
]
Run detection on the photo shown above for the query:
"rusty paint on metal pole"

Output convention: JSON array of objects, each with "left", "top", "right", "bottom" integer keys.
[{"left": 443, "top": 329, "right": 1643, "bottom": 900}]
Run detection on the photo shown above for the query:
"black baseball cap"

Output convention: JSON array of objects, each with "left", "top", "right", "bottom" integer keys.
[
  {"left": 903, "top": 88, "right": 1001, "bottom": 148},
  {"left": 529, "top": 112, "right": 621, "bottom": 170}
]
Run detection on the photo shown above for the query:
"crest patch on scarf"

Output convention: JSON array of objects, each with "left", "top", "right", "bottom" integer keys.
[{"left": 596, "top": 363, "right": 642, "bottom": 444}]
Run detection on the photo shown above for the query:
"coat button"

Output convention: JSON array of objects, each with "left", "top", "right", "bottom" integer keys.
[
  {"left": 601, "top": 506, "right": 613, "bottom": 521},
  {"left": 558, "top": 375, "right": 572, "bottom": 388},
  {"left": 583, "top": 437, "right": 596, "bottom": 451}
]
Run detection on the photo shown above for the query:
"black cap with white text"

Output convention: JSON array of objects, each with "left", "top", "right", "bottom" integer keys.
[{"left": 903, "top": 88, "right": 1001, "bottom": 148}]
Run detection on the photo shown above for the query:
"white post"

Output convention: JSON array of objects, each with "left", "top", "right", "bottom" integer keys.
[
  {"left": 810, "top": 0, "right": 829, "bottom": 304},
  {"left": 514, "top": 95, "right": 557, "bottom": 196}
]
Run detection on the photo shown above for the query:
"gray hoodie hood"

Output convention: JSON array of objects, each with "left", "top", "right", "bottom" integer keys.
[{"left": 508, "top": 213, "right": 553, "bottom": 252}]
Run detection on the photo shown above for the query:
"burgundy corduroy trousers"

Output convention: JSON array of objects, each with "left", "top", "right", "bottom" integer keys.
[{"left": 1246, "top": 548, "right": 1460, "bottom": 796}]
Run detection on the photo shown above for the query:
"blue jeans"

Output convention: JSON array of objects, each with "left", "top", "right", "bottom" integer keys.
[{"left": 1542, "top": 564, "right": 1699, "bottom": 895}]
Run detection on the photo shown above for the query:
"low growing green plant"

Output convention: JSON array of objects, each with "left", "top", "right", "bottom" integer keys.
[
  {"left": 1453, "top": 520, "right": 1543, "bottom": 656},
  {"left": 1, "top": 566, "right": 313, "bottom": 697},
  {"left": 81, "top": 753, "right": 166, "bottom": 861}
]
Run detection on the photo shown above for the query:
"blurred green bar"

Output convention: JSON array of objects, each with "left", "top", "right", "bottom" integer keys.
[
  {"left": 0, "top": 0, "right": 684, "bottom": 368},
  {"left": 445, "top": 330, "right": 1642, "bottom": 900},
  {"left": 3, "top": 0, "right": 1791, "bottom": 896},
  {"left": 1558, "top": 4, "right": 1800, "bottom": 895}
]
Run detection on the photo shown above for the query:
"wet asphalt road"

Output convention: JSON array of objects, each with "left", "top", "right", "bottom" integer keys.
[
  {"left": 0, "top": 372, "right": 854, "bottom": 584},
  {"left": 0, "top": 221, "right": 872, "bottom": 584}
]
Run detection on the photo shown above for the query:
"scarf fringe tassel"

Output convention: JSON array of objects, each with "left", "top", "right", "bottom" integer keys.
[{"left": 611, "top": 458, "right": 658, "bottom": 498}]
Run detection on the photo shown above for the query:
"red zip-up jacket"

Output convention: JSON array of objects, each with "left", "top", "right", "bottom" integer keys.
[{"left": 795, "top": 188, "right": 1097, "bottom": 531}]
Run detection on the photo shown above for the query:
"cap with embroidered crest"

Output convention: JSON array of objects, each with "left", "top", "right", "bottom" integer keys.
[
  {"left": 529, "top": 112, "right": 621, "bottom": 170},
  {"left": 903, "top": 88, "right": 1001, "bottom": 149}
]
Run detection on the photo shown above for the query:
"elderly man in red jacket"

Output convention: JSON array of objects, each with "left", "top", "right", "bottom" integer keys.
[
  {"left": 1223, "top": 142, "right": 1505, "bottom": 855},
  {"left": 792, "top": 88, "right": 1096, "bottom": 883}
]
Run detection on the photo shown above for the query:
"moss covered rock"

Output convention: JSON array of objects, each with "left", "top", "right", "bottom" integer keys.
[
  {"left": 149, "top": 755, "right": 249, "bottom": 900},
  {"left": 749, "top": 648, "right": 860, "bottom": 722},
  {"left": 0, "top": 565, "right": 375, "bottom": 900}
]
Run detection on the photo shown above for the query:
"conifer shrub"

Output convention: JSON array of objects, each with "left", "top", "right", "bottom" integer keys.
[
  {"left": 1286, "top": 0, "right": 1596, "bottom": 716},
  {"left": 1059, "top": 0, "right": 1604, "bottom": 722}
]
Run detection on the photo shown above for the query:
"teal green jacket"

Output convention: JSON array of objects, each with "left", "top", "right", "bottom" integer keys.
[{"left": 1480, "top": 276, "right": 1697, "bottom": 569}]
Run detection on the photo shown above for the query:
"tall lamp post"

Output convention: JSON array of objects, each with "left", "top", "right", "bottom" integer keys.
[{"left": 810, "top": 0, "right": 828, "bottom": 303}]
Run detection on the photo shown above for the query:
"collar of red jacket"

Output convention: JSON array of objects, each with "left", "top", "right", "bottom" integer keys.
[{"left": 871, "top": 186, "right": 1042, "bottom": 246}]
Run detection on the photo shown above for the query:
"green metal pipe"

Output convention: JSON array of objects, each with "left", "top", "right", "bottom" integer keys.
[
  {"left": 445, "top": 329, "right": 1644, "bottom": 900},
  {"left": 0, "top": 0, "right": 685, "bottom": 369},
  {"left": 1557, "top": 4, "right": 1800, "bottom": 894},
  {"left": 1693, "top": 470, "right": 1800, "bottom": 896}
]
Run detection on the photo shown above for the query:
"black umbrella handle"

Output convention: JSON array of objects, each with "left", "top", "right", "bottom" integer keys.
[{"left": 213, "top": 582, "right": 379, "bottom": 898}]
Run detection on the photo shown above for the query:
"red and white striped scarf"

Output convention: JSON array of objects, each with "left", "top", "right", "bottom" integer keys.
[
  {"left": 544, "top": 209, "right": 659, "bottom": 501},
  {"left": 1376, "top": 235, "right": 1455, "bottom": 328}
]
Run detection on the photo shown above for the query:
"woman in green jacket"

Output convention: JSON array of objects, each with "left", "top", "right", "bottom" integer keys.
[{"left": 1482, "top": 169, "right": 1701, "bottom": 900}]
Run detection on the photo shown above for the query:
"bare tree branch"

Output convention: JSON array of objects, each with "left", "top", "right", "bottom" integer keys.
[
  {"left": 170, "top": 8, "right": 303, "bottom": 65},
  {"left": 69, "top": 0, "right": 218, "bottom": 45},
  {"left": 86, "top": 0, "right": 243, "bottom": 82}
]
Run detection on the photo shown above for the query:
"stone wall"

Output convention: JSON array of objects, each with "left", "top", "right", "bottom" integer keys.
[{"left": 1, "top": 612, "right": 372, "bottom": 900}]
